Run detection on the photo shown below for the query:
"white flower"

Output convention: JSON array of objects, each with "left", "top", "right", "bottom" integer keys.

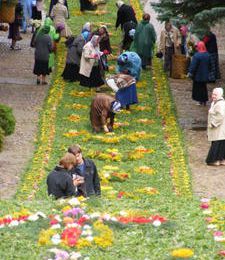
[
  {"left": 102, "top": 214, "right": 111, "bottom": 221},
  {"left": 90, "top": 212, "right": 101, "bottom": 219},
  {"left": 83, "top": 224, "right": 91, "bottom": 230},
  {"left": 68, "top": 198, "right": 80, "bottom": 206},
  {"left": 200, "top": 198, "right": 210, "bottom": 203},
  {"left": 70, "top": 252, "right": 82, "bottom": 260},
  {"left": 202, "top": 210, "right": 212, "bottom": 215},
  {"left": 51, "top": 234, "right": 61, "bottom": 245},
  {"left": 207, "top": 224, "right": 217, "bottom": 230},
  {"left": 51, "top": 224, "right": 61, "bottom": 229},
  {"left": 9, "top": 220, "right": 19, "bottom": 227},
  {"left": 111, "top": 217, "right": 118, "bottom": 222},
  {"left": 86, "top": 236, "right": 94, "bottom": 242},
  {"left": 119, "top": 211, "right": 128, "bottom": 216},
  {"left": 152, "top": 220, "right": 161, "bottom": 227},
  {"left": 214, "top": 236, "right": 225, "bottom": 242},
  {"left": 28, "top": 214, "right": 39, "bottom": 221},
  {"left": 67, "top": 223, "right": 80, "bottom": 228},
  {"left": 0, "top": 224, "right": 5, "bottom": 228},
  {"left": 54, "top": 215, "right": 62, "bottom": 222}
]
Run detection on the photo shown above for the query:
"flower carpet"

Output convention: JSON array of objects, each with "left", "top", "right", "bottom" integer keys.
[{"left": 0, "top": 0, "right": 223, "bottom": 259}]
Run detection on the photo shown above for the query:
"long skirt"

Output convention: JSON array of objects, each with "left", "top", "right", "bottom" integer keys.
[
  {"left": 206, "top": 140, "right": 225, "bottom": 164},
  {"left": 33, "top": 60, "right": 50, "bottom": 76},
  {"left": 116, "top": 83, "right": 138, "bottom": 107},
  {"left": 208, "top": 53, "right": 221, "bottom": 82},
  {"left": 192, "top": 81, "right": 208, "bottom": 103},
  {"left": 164, "top": 46, "right": 174, "bottom": 75},
  {"left": 80, "top": 65, "right": 104, "bottom": 88},
  {"left": 62, "top": 63, "right": 80, "bottom": 81}
]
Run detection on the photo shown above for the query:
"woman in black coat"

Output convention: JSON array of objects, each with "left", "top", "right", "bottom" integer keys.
[{"left": 79, "top": 0, "right": 97, "bottom": 12}]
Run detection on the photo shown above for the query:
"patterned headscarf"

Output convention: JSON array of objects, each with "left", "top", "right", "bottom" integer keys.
[
  {"left": 82, "top": 22, "right": 91, "bottom": 33},
  {"left": 90, "top": 35, "right": 100, "bottom": 47},
  {"left": 81, "top": 31, "right": 89, "bottom": 42},
  {"left": 111, "top": 101, "right": 121, "bottom": 113}
]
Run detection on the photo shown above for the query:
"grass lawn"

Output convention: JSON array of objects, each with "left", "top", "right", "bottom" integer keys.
[{"left": 0, "top": 1, "right": 222, "bottom": 259}]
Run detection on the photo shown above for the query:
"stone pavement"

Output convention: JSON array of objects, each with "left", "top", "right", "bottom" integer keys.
[
  {"left": 0, "top": 30, "right": 48, "bottom": 199},
  {"left": 145, "top": 0, "right": 225, "bottom": 199}
]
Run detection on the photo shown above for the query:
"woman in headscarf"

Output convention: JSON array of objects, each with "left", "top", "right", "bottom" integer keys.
[
  {"left": 206, "top": 88, "right": 225, "bottom": 166},
  {"left": 50, "top": 0, "right": 71, "bottom": 38},
  {"left": 62, "top": 31, "right": 90, "bottom": 81},
  {"left": 79, "top": 0, "right": 97, "bottom": 12},
  {"left": 188, "top": 41, "right": 210, "bottom": 106},
  {"left": 90, "top": 94, "right": 121, "bottom": 133},
  {"left": 79, "top": 35, "right": 105, "bottom": 90},
  {"left": 33, "top": 24, "right": 52, "bottom": 85},
  {"left": 49, "top": 0, "right": 69, "bottom": 17}
]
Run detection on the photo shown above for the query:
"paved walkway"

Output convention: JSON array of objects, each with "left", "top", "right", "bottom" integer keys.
[
  {"left": 145, "top": 0, "right": 225, "bottom": 199},
  {"left": 0, "top": 30, "right": 48, "bottom": 199}
]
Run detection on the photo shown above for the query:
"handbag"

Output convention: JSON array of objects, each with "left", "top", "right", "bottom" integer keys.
[{"left": 99, "top": 54, "right": 108, "bottom": 71}]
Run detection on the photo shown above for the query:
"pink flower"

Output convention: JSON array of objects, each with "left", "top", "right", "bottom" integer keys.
[
  {"left": 200, "top": 202, "right": 209, "bottom": 209},
  {"left": 214, "top": 231, "right": 223, "bottom": 237},
  {"left": 218, "top": 250, "right": 225, "bottom": 256}
]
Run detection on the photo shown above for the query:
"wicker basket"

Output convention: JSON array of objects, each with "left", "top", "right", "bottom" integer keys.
[
  {"left": 0, "top": 3, "right": 15, "bottom": 23},
  {"left": 171, "top": 54, "right": 190, "bottom": 79}
]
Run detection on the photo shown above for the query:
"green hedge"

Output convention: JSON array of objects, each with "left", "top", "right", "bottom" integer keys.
[{"left": 0, "top": 103, "right": 16, "bottom": 136}]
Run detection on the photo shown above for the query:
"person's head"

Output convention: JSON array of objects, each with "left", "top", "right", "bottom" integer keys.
[
  {"left": 196, "top": 41, "right": 207, "bottom": 53},
  {"left": 58, "top": 0, "right": 64, "bottom": 4},
  {"left": 117, "top": 53, "right": 128, "bottom": 66},
  {"left": 90, "top": 35, "right": 100, "bottom": 47},
  {"left": 99, "top": 26, "right": 107, "bottom": 35},
  {"left": 116, "top": 0, "right": 124, "bottom": 8},
  {"left": 212, "top": 88, "right": 224, "bottom": 101},
  {"left": 165, "top": 21, "right": 172, "bottom": 32},
  {"left": 44, "top": 17, "right": 53, "bottom": 27},
  {"left": 82, "top": 22, "right": 92, "bottom": 32},
  {"left": 111, "top": 100, "right": 122, "bottom": 113},
  {"left": 59, "top": 153, "right": 76, "bottom": 170},
  {"left": 42, "top": 24, "right": 50, "bottom": 34},
  {"left": 68, "top": 145, "right": 83, "bottom": 165},
  {"left": 143, "top": 13, "right": 150, "bottom": 22}
]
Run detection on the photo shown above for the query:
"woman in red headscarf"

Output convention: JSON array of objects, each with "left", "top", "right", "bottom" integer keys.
[{"left": 188, "top": 41, "right": 210, "bottom": 106}]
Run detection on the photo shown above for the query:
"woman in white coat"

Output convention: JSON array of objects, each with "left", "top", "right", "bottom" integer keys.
[
  {"left": 206, "top": 87, "right": 225, "bottom": 166},
  {"left": 79, "top": 35, "right": 105, "bottom": 90}
]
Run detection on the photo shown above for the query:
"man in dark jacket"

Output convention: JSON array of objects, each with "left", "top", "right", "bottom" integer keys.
[
  {"left": 115, "top": 1, "right": 137, "bottom": 30},
  {"left": 68, "top": 145, "right": 101, "bottom": 197},
  {"left": 47, "top": 153, "right": 83, "bottom": 199}
]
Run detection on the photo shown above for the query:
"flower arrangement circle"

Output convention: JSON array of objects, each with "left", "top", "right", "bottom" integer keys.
[
  {"left": 136, "top": 166, "right": 155, "bottom": 175},
  {"left": 70, "top": 103, "right": 88, "bottom": 110},
  {"left": 70, "top": 91, "right": 92, "bottom": 98},
  {"left": 63, "top": 130, "right": 89, "bottom": 138}
]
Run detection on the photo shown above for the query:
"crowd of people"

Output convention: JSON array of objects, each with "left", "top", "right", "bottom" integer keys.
[{"left": 2, "top": 0, "right": 225, "bottom": 198}]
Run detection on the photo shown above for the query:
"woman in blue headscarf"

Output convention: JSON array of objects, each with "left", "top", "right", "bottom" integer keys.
[
  {"left": 114, "top": 51, "right": 141, "bottom": 109},
  {"left": 62, "top": 31, "right": 90, "bottom": 82}
]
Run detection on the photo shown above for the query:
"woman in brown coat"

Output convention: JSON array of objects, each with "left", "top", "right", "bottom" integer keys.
[{"left": 90, "top": 94, "right": 121, "bottom": 133}]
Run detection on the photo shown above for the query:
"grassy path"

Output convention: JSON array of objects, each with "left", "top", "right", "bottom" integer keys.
[{"left": 0, "top": 1, "right": 222, "bottom": 259}]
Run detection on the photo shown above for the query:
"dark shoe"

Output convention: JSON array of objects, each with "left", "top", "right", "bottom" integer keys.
[{"left": 37, "top": 79, "right": 40, "bottom": 85}]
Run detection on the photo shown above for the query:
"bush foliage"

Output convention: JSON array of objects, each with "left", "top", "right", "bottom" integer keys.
[{"left": 0, "top": 103, "right": 16, "bottom": 136}]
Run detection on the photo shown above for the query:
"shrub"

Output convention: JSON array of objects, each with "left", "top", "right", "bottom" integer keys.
[
  {"left": 0, "top": 127, "right": 4, "bottom": 151},
  {"left": 0, "top": 103, "right": 16, "bottom": 136}
]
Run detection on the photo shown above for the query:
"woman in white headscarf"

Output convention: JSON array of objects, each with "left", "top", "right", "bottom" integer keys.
[
  {"left": 50, "top": 0, "right": 71, "bottom": 37},
  {"left": 206, "top": 87, "right": 225, "bottom": 166},
  {"left": 79, "top": 35, "right": 105, "bottom": 90}
]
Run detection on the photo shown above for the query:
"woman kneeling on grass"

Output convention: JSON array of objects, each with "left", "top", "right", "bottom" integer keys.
[
  {"left": 206, "top": 88, "right": 225, "bottom": 166},
  {"left": 47, "top": 153, "right": 84, "bottom": 199}
]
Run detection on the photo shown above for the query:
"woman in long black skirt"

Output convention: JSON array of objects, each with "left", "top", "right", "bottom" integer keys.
[
  {"left": 206, "top": 88, "right": 225, "bottom": 166},
  {"left": 188, "top": 41, "right": 210, "bottom": 106}
]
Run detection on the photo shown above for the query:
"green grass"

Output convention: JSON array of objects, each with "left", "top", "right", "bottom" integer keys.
[{"left": 0, "top": 0, "right": 221, "bottom": 259}]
